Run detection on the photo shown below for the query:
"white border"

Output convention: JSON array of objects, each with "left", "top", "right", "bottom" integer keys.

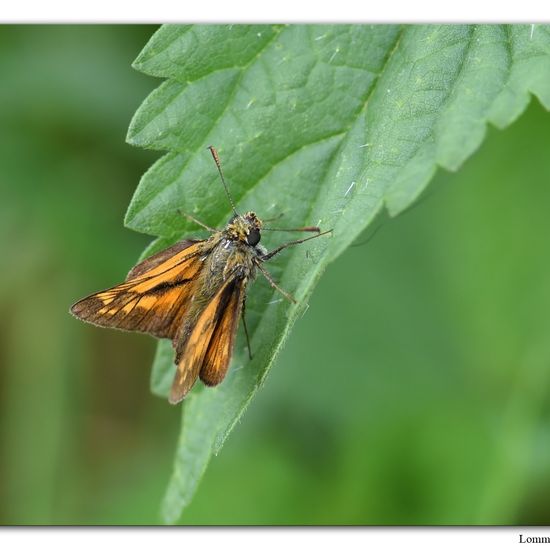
[
  {"left": 2, "top": 527, "right": 550, "bottom": 550},
  {"left": 2, "top": 0, "right": 550, "bottom": 23}
]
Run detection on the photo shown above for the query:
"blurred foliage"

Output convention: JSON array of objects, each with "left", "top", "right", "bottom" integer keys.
[{"left": 1, "top": 25, "right": 550, "bottom": 525}]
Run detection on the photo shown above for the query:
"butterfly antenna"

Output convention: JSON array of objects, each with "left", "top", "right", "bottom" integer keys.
[{"left": 208, "top": 146, "right": 240, "bottom": 217}]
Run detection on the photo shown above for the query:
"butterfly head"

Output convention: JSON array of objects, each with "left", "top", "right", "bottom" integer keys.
[
  {"left": 227, "top": 211, "right": 263, "bottom": 246},
  {"left": 207, "top": 147, "right": 262, "bottom": 247}
]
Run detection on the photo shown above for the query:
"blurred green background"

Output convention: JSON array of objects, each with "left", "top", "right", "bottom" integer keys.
[{"left": 1, "top": 25, "right": 550, "bottom": 525}]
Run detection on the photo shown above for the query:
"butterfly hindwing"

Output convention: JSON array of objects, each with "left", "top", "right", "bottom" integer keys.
[
  {"left": 169, "top": 276, "right": 247, "bottom": 403},
  {"left": 200, "top": 277, "right": 247, "bottom": 387},
  {"left": 70, "top": 239, "right": 205, "bottom": 339}
]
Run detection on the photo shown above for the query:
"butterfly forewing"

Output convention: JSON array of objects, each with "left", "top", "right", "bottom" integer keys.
[
  {"left": 126, "top": 239, "right": 199, "bottom": 280},
  {"left": 70, "top": 240, "right": 205, "bottom": 339}
]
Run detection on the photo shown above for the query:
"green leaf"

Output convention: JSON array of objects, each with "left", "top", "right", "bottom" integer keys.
[{"left": 126, "top": 24, "right": 550, "bottom": 523}]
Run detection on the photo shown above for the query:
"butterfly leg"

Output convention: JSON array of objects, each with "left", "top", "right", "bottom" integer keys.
[
  {"left": 177, "top": 210, "right": 217, "bottom": 232},
  {"left": 260, "top": 229, "right": 332, "bottom": 262},
  {"left": 262, "top": 222, "right": 321, "bottom": 233},
  {"left": 241, "top": 297, "right": 253, "bottom": 360},
  {"left": 261, "top": 212, "right": 285, "bottom": 223},
  {"left": 255, "top": 261, "right": 297, "bottom": 304}
]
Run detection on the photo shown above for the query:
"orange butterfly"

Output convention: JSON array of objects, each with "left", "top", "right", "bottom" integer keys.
[{"left": 71, "top": 147, "right": 330, "bottom": 403}]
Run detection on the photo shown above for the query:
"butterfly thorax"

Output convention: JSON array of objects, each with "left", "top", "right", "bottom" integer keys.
[
  {"left": 174, "top": 217, "right": 261, "bottom": 356},
  {"left": 189, "top": 213, "right": 262, "bottom": 310}
]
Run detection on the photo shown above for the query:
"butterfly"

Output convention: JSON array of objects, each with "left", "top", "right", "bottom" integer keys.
[{"left": 70, "top": 146, "right": 331, "bottom": 404}]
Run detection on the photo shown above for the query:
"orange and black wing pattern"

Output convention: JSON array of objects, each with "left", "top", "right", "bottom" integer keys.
[
  {"left": 70, "top": 239, "right": 204, "bottom": 340},
  {"left": 169, "top": 276, "right": 247, "bottom": 403}
]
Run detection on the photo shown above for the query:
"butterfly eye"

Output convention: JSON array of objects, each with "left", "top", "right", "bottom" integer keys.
[{"left": 247, "top": 228, "right": 261, "bottom": 246}]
